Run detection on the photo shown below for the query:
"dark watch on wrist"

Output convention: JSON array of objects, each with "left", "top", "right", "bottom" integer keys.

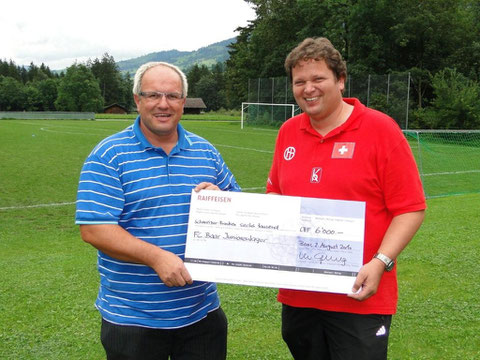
[{"left": 373, "top": 253, "right": 395, "bottom": 271}]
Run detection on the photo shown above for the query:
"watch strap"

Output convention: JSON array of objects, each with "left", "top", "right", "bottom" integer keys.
[{"left": 373, "top": 252, "right": 395, "bottom": 271}]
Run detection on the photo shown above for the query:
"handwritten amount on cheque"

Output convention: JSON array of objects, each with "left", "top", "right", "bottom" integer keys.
[
  {"left": 193, "top": 219, "right": 338, "bottom": 235},
  {"left": 192, "top": 219, "right": 340, "bottom": 244}
]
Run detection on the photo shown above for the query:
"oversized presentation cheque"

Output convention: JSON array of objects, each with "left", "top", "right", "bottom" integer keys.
[{"left": 185, "top": 190, "right": 366, "bottom": 294}]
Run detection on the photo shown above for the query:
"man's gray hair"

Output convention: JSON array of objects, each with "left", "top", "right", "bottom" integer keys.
[{"left": 132, "top": 62, "right": 188, "bottom": 97}]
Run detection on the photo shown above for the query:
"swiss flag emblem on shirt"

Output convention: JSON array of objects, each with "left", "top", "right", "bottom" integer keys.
[{"left": 332, "top": 142, "right": 355, "bottom": 159}]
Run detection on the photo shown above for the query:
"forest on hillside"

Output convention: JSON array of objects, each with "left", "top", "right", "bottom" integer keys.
[{"left": 1, "top": 0, "right": 480, "bottom": 129}]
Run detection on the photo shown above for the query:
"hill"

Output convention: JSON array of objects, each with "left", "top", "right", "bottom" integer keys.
[{"left": 117, "top": 38, "right": 235, "bottom": 74}]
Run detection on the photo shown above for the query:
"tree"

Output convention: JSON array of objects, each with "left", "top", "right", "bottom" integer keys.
[
  {"left": 88, "top": 53, "right": 124, "bottom": 108},
  {"left": 346, "top": 0, "right": 478, "bottom": 107},
  {"left": 0, "top": 60, "right": 23, "bottom": 82},
  {"left": 299, "top": 0, "right": 351, "bottom": 54},
  {"left": 210, "top": 63, "right": 227, "bottom": 109},
  {"left": 0, "top": 76, "right": 26, "bottom": 111},
  {"left": 186, "top": 62, "right": 227, "bottom": 111},
  {"left": 27, "top": 62, "right": 48, "bottom": 82},
  {"left": 226, "top": 0, "right": 480, "bottom": 113},
  {"left": 196, "top": 76, "right": 224, "bottom": 111},
  {"left": 24, "top": 84, "right": 43, "bottom": 111},
  {"left": 34, "top": 78, "right": 58, "bottom": 111},
  {"left": 245, "top": 0, "right": 300, "bottom": 78},
  {"left": 187, "top": 64, "right": 211, "bottom": 97},
  {"left": 119, "top": 72, "right": 134, "bottom": 111},
  {"left": 414, "top": 68, "right": 480, "bottom": 129},
  {"left": 225, "top": 25, "right": 257, "bottom": 108},
  {"left": 55, "top": 64, "right": 103, "bottom": 112}
]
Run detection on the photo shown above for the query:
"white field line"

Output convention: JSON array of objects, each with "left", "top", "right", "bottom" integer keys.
[
  {"left": 0, "top": 189, "right": 268, "bottom": 211},
  {"left": 32, "top": 121, "right": 278, "bottom": 141},
  {"left": 245, "top": 127, "right": 279, "bottom": 133},
  {"left": 0, "top": 201, "right": 76, "bottom": 211},
  {"left": 242, "top": 187, "right": 266, "bottom": 192},
  {"left": 423, "top": 169, "right": 480, "bottom": 176},
  {"left": 94, "top": 119, "right": 134, "bottom": 122},
  {"left": 12, "top": 122, "right": 117, "bottom": 137},
  {"left": 35, "top": 127, "right": 274, "bottom": 153},
  {"left": 39, "top": 127, "right": 109, "bottom": 136},
  {"left": 206, "top": 126, "right": 278, "bottom": 135},
  {"left": 213, "top": 143, "right": 273, "bottom": 154},
  {"left": 3, "top": 121, "right": 268, "bottom": 211},
  {"left": 95, "top": 119, "right": 242, "bottom": 123},
  {"left": 16, "top": 121, "right": 113, "bottom": 133},
  {"left": 183, "top": 120, "right": 242, "bottom": 123}
]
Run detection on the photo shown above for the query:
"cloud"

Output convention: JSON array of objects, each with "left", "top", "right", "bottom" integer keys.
[{"left": 2, "top": 0, "right": 255, "bottom": 69}]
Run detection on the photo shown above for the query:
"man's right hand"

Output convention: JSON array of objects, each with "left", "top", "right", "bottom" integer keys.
[
  {"left": 80, "top": 224, "right": 193, "bottom": 287},
  {"left": 151, "top": 249, "right": 193, "bottom": 287}
]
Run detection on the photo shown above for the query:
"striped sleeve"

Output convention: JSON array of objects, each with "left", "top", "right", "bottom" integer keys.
[
  {"left": 75, "top": 151, "right": 125, "bottom": 224},
  {"left": 214, "top": 150, "right": 241, "bottom": 192}
]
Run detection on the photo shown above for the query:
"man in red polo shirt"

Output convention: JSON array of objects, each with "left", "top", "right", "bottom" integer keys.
[{"left": 266, "top": 37, "right": 426, "bottom": 359}]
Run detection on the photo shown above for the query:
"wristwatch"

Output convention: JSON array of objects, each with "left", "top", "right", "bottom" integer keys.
[{"left": 373, "top": 253, "right": 395, "bottom": 271}]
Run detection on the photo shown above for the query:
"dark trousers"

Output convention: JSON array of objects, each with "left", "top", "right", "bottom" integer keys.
[
  {"left": 282, "top": 305, "right": 392, "bottom": 360},
  {"left": 101, "top": 308, "right": 227, "bottom": 360}
]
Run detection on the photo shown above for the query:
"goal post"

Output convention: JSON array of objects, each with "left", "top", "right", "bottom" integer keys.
[
  {"left": 403, "top": 129, "right": 480, "bottom": 198},
  {"left": 241, "top": 102, "right": 300, "bottom": 129}
]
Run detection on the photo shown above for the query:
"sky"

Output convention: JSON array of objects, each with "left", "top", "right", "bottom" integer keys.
[{"left": 1, "top": 0, "right": 256, "bottom": 70}]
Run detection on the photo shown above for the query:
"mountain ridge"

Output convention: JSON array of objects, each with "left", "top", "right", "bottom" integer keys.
[{"left": 117, "top": 38, "right": 235, "bottom": 74}]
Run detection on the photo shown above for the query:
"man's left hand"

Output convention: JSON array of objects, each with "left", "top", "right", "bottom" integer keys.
[
  {"left": 347, "top": 259, "right": 385, "bottom": 301},
  {"left": 194, "top": 182, "right": 220, "bottom": 191}
]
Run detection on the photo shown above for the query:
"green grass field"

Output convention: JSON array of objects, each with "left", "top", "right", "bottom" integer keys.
[
  {"left": 405, "top": 131, "right": 480, "bottom": 198},
  {"left": 1, "top": 117, "right": 479, "bottom": 359}
]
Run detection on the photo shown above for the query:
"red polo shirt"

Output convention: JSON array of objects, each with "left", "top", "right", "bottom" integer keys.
[{"left": 266, "top": 98, "right": 426, "bottom": 314}]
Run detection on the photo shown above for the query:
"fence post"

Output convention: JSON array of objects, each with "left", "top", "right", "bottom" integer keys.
[
  {"left": 248, "top": 79, "right": 251, "bottom": 102},
  {"left": 271, "top": 77, "right": 274, "bottom": 104},
  {"left": 386, "top": 74, "right": 390, "bottom": 105},
  {"left": 257, "top": 79, "right": 260, "bottom": 103},
  {"left": 367, "top": 75, "right": 371, "bottom": 106},
  {"left": 414, "top": 131, "right": 426, "bottom": 197},
  {"left": 406, "top": 72, "right": 411, "bottom": 130}
]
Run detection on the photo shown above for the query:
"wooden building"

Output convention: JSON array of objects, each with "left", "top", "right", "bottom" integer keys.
[
  {"left": 104, "top": 103, "right": 129, "bottom": 114},
  {"left": 184, "top": 98, "right": 207, "bottom": 114}
]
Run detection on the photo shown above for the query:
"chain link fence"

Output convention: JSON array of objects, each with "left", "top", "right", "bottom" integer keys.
[
  {"left": 245, "top": 76, "right": 480, "bottom": 198},
  {"left": 405, "top": 130, "right": 480, "bottom": 198},
  {"left": 247, "top": 72, "right": 411, "bottom": 129}
]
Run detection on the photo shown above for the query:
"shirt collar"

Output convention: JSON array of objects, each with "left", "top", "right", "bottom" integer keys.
[
  {"left": 133, "top": 116, "right": 193, "bottom": 153},
  {"left": 300, "top": 98, "right": 364, "bottom": 139}
]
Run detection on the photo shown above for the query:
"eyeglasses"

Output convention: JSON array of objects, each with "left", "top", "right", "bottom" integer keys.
[{"left": 139, "top": 91, "right": 184, "bottom": 102}]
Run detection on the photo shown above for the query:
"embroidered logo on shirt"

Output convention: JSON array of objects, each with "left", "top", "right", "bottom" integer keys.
[
  {"left": 332, "top": 142, "right": 355, "bottom": 159},
  {"left": 310, "top": 167, "right": 322, "bottom": 183},
  {"left": 376, "top": 325, "right": 387, "bottom": 337},
  {"left": 284, "top": 146, "right": 296, "bottom": 161}
]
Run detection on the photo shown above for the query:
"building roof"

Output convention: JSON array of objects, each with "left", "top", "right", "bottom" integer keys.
[
  {"left": 185, "top": 98, "right": 206, "bottom": 109},
  {"left": 104, "top": 103, "right": 128, "bottom": 112}
]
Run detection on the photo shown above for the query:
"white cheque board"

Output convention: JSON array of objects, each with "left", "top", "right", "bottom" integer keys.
[{"left": 185, "top": 190, "right": 365, "bottom": 294}]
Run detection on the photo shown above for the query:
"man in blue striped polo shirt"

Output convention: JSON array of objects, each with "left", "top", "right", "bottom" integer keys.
[{"left": 75, "top": 61, "right": 240, "bottom": 360}]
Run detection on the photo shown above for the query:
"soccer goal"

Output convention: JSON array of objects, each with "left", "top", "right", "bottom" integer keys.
[
  {"left": 241, "top": 102, "right": 301, "bottom": 129},
  {"left": 404, "top": 130, "right": 480, "bottom": 198}
]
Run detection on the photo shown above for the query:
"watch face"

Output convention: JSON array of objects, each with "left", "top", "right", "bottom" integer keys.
[{"left": 385, "top": 261, "right": 395, "bottom": 271}]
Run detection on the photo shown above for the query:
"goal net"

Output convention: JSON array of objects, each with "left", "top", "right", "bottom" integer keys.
[
  {"left": 241, "top": 102, "right": 301, "bottom": 129},
  {"left": 404, "top": 130, "right": 480, "bottom": 198}
]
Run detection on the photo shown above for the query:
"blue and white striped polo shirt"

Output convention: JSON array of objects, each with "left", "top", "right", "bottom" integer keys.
[{"left": 75, "top": 116, "right": 240, "bottom": 329}]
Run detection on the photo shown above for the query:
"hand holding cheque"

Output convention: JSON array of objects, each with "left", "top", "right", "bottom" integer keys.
[{"left": 185, "top": 190, "right": 366, "bottom": 294}]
